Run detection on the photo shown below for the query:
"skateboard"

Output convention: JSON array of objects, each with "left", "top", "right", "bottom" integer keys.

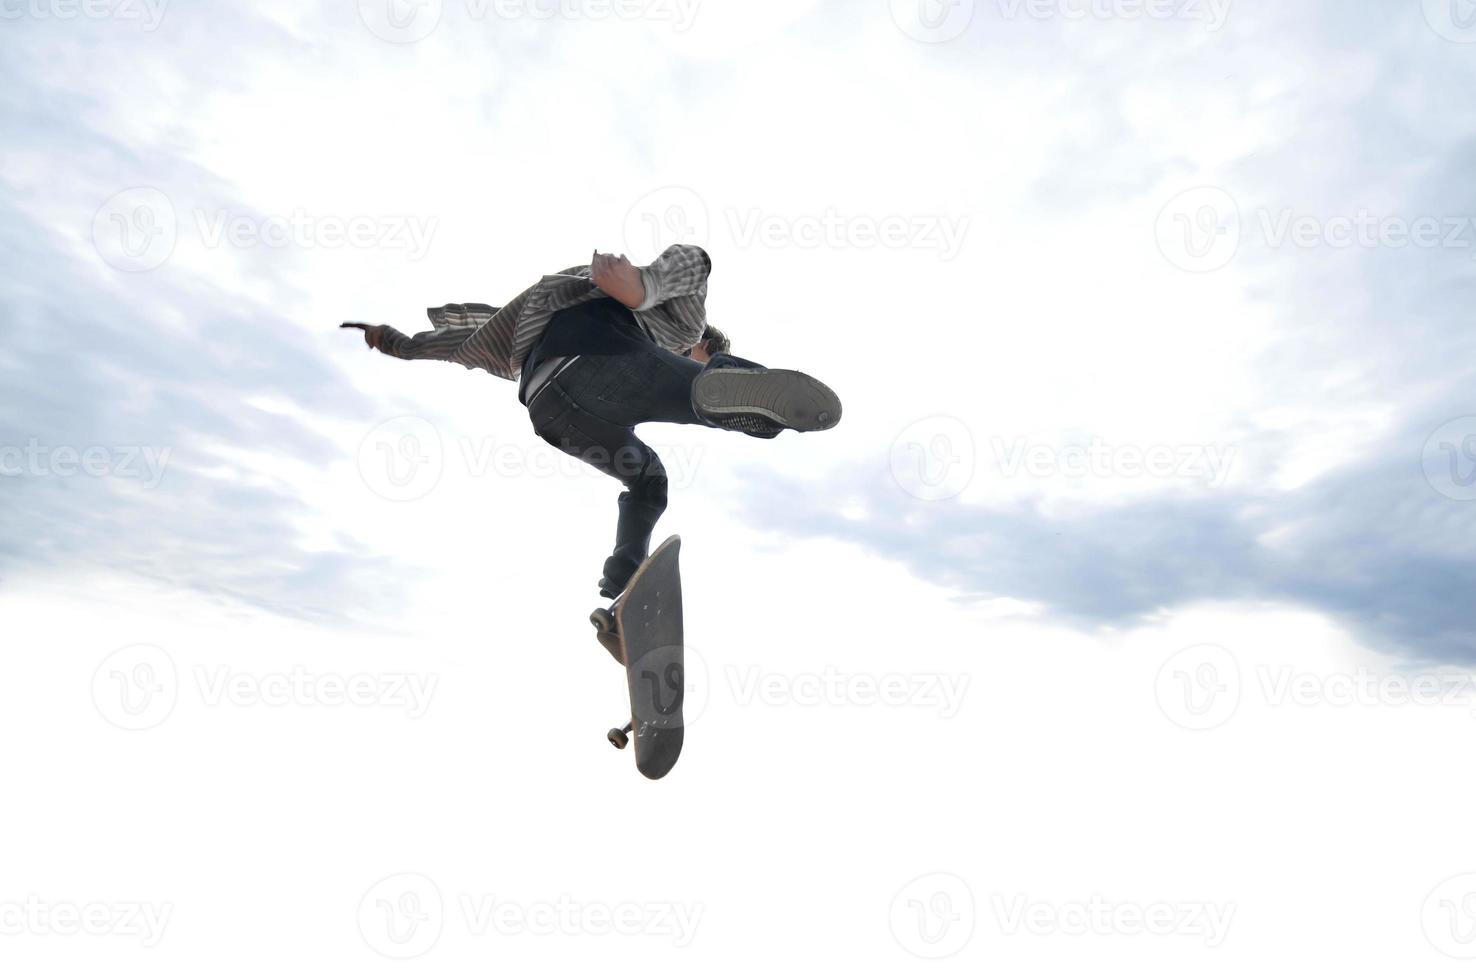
[{"left": 589, "top": 535, "right": 685, "bottom": 780}]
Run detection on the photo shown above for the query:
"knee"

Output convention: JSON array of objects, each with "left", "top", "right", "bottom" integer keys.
[
  {"left": 638, "top": 460, "right": 669, "bottom": 508},
  {"left": 616, "top": 449, "right": 668, "bottom": 505}
]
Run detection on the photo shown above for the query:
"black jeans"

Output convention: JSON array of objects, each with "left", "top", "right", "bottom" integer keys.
[{"left": 525, "top": 303, "right": 763, "bottom": 593}]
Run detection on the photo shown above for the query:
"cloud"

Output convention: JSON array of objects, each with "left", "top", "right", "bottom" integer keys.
[
  {"left": 738, "top": 397, "right": 1476, "bottom": 664},
  {"left": 715, "top": 0, "right": 1476, "bottom": 666},
  {"left": 0, "top": 11, "right": 418, "bottom": 622}
]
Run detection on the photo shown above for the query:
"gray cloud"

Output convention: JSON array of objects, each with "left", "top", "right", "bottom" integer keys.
[
  {"left": 739, "top": 405, "right": 1476, "bottom": 665},
  {"left": 728, "top": 0, "right": 1476, "bottom": 665},
  {"left": 0, "top": 13, "right": 418, "bottom": 622}
]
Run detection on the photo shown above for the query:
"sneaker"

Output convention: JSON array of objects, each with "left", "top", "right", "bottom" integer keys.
[{"left": 692, "top": 368, "right": 842, "bottom": 434}]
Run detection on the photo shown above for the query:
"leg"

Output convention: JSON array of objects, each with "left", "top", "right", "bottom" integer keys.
[
  {"left": 528, "top": 383, "right": 670, "bottom": 597},
  {"left": 552, "top": 344, "right": 709, "bottom": 428},
  {"left": 552, "top": 345, "right": 789, "bottom": 435}
]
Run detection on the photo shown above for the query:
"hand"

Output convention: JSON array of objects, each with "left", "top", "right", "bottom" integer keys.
[
  {"left": 340, "top": 322, "right": 387, "bottom": 349},
  {"left": 590, "top": 250, "right": 647, "bottom": 309}
]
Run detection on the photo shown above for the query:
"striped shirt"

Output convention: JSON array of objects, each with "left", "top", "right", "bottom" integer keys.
[{"left": 373, "top": 244, "right": 712, "bottom": 381}]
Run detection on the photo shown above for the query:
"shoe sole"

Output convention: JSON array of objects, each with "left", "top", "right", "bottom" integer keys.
[{"left": 692, "top": 369, "right": 842, "bottom": 433}]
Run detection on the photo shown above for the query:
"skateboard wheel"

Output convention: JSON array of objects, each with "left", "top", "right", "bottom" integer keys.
[
  {"left": 607, "top": 727, "right": 629, "bottom": 750},
  {"left": 590, "top": 608, "right": 615, "bottom": 633}
]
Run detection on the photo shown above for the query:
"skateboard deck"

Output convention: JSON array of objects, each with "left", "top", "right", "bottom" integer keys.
[{"left": 591, "top": 535, "right": 685, "bottom": 780}]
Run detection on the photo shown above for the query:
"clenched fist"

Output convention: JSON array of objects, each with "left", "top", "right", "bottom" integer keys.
[{"left": 590, "top": 251, "right": 647, "bottom": 309}]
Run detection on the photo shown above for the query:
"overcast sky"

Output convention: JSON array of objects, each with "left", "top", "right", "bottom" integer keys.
[
  {"left": 3, "top": 0, "right": 1474, "bottom": 663},
  {"left": 12, "top": 3, "right": 1476, "bottom": 976}
]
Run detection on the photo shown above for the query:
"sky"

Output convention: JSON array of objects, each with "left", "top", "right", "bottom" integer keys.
[{"left": 4, "top": 1, "right": 1476, "bottom": 976}]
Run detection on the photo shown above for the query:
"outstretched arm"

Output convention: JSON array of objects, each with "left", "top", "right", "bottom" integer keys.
[{"left": 339, "top": 322, "right": 478, "bottom": 361}]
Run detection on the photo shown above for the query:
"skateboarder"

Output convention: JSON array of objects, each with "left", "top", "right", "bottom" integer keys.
[{"left": 342, "top": 245, "right": 841, "bottom": 599}]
